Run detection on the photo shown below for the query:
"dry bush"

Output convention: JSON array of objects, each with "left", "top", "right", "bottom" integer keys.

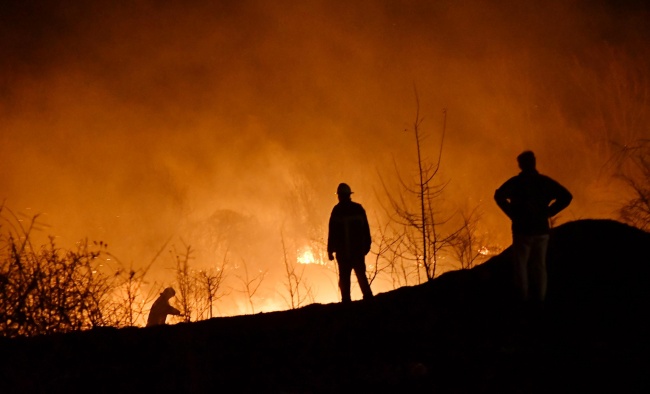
[{"left": 1, "top": 208, "right": 115, "bottom": 337}]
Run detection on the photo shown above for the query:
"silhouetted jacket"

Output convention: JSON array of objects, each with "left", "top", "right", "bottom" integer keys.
[
  {"left": 494, "top": 169, "right": 572, "bottom": 236},
  {"left": 146, "top": 296, "right": 181, "bottom": 327},
  {"left": 327, "top": 200, "right": 371, "bottom": 260}
]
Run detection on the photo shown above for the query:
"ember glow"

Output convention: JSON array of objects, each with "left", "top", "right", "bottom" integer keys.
[{"left": 1, "top": 0, "right": 649, "bottom": 321}]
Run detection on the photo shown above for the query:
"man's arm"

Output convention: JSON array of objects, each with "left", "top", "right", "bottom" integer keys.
[
  {"left": 160, "top": 299, "right": 181, "bottom": 316},
  {"left": 167, "top": 304, "right": 181, "bottom": 316},
  {"left": 547, "top": 180, "right": 572, "bottom": 217},
  {"left": 327, "top": 210, "right": 335, "bottom": 261},
  {"left": 494, "top": 184, "right": 513, "bottom": 219}
]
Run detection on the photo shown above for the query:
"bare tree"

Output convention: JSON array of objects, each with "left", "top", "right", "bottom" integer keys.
[
  {"left": 616, "top": 140, "right": 650, "bottom": 231},
  {"left": 101, "top": 237, "right": 174, "bottom": 327},
  {"left": 572, "top": 46, "right": 649, "bottom": 163},
  {"left": 172, "top": 242, "right": 195, "bottom": 323},
  {"left": 163, "top": 239, "right": 233, "bottom": 323},
  {"left": 379, "top": 91, "right": 461, "bottom": 282},
  {"left": 562, "top": 44, "right": 650, "bottom": 193},
  {"left": 107, "top": 261, "right": 159, "bottom": 327},
  {"left": 279, "top": 234, "right": 314, "bottom": 310},
  {"left": 367, "top": 220, "right": 415, "bottom": 289},
  {"left": 235, "top": 259, "right": 266, "bottom": 314},
  {"left": 571, "top": 47, "right": 650, "bottom": 231},
  {"left": 449, "top": 206, "right": 489, "bottom": 270},
  {"left": 194, "top": 257, "right": 229, "bottom": 320}
]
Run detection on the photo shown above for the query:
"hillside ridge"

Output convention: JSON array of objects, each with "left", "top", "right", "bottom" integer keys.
[{"left": 2, "top": 219, "right": 649, "bottom": 393}]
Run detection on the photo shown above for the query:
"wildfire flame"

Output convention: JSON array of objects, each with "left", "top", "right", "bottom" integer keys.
[{"left": 297, "top": 248, "right": 325, "bottom": 266}]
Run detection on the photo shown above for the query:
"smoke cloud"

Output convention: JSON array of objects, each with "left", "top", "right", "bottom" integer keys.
[{"left": 2, "top": 0, "right": 649, "bottom": 314}]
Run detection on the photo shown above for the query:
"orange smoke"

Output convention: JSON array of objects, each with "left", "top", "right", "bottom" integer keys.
[{"left": 1, "top": 1, "right": 649, "bottom": 319}]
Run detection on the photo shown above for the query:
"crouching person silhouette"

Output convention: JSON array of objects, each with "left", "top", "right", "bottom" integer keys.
[
  {"left": 327, "top": 183, "right": 373, "bottom": 303},
  {"left": 494, "top": 151, "right": 572, "bottom": 307},
  {"left": 146, "top": 287, "right": 182, "bottom": 327}
]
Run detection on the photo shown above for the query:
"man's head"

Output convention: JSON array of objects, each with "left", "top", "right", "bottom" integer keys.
[
  {"left": 517, "top": 151, "right": 536, "bottom": 172},
  {"left": 336, "top": 183, "right": 353, "bottom": 201},
  {"left": 161, "top": 287, "right": 176, "bottom": 299}
]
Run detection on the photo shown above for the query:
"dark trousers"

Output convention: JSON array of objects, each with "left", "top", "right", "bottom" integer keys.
[
  {"left": 512, "top": 234, "right": 550, "bottom": 302},
  {"left": 337, "top": 254, "right": 373, "bottom": 303}
]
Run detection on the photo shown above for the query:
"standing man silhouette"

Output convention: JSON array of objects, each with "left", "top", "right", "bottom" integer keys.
[
  {"left": 327, "top": 183, "right": 373, "bottom": 303},
  {"left": 494, "top": 151, "right": 572, "bottom": 305}
]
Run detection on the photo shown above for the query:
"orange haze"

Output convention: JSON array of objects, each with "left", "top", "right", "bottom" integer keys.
[{"left": 1, "top": 0, "right": 649, "bottom": 318}]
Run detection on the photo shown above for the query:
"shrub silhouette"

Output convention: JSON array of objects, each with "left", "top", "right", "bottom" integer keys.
[{"left": 1, "top": 212, "right": 114, "bottom": 338}]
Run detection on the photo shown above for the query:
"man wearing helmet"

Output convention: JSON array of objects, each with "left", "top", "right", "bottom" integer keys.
[{"left": 327, "top": 183, "right": 373, "bottom": 303}]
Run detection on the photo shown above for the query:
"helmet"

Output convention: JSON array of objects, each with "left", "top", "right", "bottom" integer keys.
[{"left": 336, "top": 183, "right": 353, "bottom": 195}]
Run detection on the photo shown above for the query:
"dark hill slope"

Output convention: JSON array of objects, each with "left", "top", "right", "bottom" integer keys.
[{"left": 1, "top": 219, "right": 649, "bottom": 393}]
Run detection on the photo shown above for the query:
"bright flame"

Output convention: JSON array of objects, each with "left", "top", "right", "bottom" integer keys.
[
  {"left": 297, "top": 248, "right": 315, "bottom": 265},
  {"left": 297, "top": 247, "right": 325, "bottom": 265}
]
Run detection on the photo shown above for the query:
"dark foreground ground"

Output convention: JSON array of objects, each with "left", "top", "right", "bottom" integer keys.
[{"left": 1, "top": 219, "right": 649, "bottom": 393}]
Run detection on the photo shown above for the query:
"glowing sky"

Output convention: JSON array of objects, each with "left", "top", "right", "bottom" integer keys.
[{"left": 2, "top": 0, "right": 649, "bottom": 315}]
